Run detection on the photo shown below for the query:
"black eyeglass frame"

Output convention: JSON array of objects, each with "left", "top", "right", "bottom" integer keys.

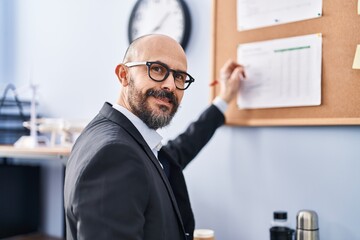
[{"left": 124, "top": 61, "right": 195, "bottom": 90}]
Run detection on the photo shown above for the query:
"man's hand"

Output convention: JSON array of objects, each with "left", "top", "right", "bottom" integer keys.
[{"left": 218, "top": 59, "right": 246, "bottom": 103}]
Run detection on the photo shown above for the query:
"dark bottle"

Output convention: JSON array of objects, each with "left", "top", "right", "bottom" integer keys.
[{"left": 270, "top": 211, "right": 294, "bottom": 240}]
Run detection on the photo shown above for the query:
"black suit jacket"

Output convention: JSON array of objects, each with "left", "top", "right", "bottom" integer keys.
[{"left": 64, "top": 102, "right": 225, "bottom": 240}]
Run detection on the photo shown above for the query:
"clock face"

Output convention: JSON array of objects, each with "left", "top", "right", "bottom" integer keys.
[{"left": 128, "top": 0, "right": 191, "bottom": 50}]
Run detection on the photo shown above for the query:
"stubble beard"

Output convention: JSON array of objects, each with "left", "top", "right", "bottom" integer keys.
[{"left": 127, "top": 79, "right": 179, "bottom": 129}]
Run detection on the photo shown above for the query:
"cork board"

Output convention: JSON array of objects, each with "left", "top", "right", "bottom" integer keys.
[{"left": 211, "top": 0, "right": 360, "bottom": 126}]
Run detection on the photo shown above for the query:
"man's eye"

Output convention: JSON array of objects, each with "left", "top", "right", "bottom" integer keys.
[
  {"left": 151, "top": 65, "right": 166, "bottom": 74},
  {"left": 174, "top": 73, "right": 186, "bottom": 82}
]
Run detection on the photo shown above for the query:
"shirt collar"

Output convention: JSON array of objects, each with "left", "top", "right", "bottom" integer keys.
[{"left": 112, "top": 103, "right": 163, "bottom": 152}]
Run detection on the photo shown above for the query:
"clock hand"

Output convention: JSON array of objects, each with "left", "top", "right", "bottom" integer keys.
[{"left": 152, "top": 12, "right": 171, "bottom": 32}]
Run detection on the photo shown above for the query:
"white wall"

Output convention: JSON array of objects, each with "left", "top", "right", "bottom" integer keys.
[{"left": 2, "top": 0, "right": 360, "bottom": 239}]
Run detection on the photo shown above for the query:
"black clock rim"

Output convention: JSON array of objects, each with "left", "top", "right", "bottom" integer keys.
[{"left": 127, "top": 0, "right": 192, "bottom": 51}]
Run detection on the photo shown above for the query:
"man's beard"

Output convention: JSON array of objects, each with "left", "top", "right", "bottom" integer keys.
[{"left": 127, "top": 79, "right": 179, "bottom": 129}]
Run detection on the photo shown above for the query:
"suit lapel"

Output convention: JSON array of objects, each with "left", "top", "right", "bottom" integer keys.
[
  {"left": 139, "top": 143, "right": 186, "bottom": 231},
  {"left": 99, "top": 103, "right": 186, "bottom": 232}
]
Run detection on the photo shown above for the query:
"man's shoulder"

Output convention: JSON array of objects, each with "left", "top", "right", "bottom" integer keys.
[
  {"left": 66, "top": 118, "right": 141, "bottom": 180},
  {"left": 75, "top": 116, "right": 135, "bottom": 152}
]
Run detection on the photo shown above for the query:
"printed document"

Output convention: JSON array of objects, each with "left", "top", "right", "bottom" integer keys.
[
  {"left": 237, "top": 0, "right": 322, "bottom": 31},
  {"left": 237, "top": 34, "right": 322, "bottom": 109}
]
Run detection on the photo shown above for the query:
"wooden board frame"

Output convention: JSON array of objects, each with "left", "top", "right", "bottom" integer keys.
[{"left": 211, "top": 0, "right": 360, "bottom": 126}]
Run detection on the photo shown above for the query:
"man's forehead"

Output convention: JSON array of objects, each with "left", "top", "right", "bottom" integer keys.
[{"left": 132, "top": 40, "right": 187, "bottom": 69}]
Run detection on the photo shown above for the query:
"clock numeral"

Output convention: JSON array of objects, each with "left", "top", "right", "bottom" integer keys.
[
  {"left": 135, "top": 12, "right": 142, "bottom": 21},
  {"left": 141, "top": 0, "right": 149, "bottom": 7},
  {"left": 173, "top": 8, "right": 184, "bottom": 18},
  {"left": 132, "top": 28, "right": 139, "bottom": 38}
]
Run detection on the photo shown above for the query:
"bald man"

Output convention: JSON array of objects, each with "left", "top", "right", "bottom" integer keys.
[{"left": 64, "top": 34, "right": 245, "bottom": 240}]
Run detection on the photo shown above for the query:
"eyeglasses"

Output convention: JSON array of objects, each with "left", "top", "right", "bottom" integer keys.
[{"left": 124, "top": 61, "right": 195, "bottom": 90}]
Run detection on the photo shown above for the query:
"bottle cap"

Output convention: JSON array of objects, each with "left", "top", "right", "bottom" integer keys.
[
  {"left": 194, "top": 229, "right": 215, "bottom": 237},
  {"left": 274, "top": 211, "right": 287, "bottom": 220},
  {"left": 296, "top": 210, "right": 319, "bottom": 230}
]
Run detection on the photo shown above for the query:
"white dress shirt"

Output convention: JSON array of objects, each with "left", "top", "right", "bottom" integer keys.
[
  {"left": 212, "top": 96, "right": 228, "bottom": 114},
  {"left": 112, "top": 103, "right": 163, "bottom": 159},
  {"left": 112, "top": 97, "right": 227, "bottom": 161}
]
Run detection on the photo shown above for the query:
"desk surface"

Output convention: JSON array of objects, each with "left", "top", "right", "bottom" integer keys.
[
  {"left": 4, "top": 233, "right": 63, "bottom": 240},
  {"left": 0, "top": 145, "right": 71, "bottom": 162}
]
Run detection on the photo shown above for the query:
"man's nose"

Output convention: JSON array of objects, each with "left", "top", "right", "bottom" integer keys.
[{"left": 160, "top": 73, "right": 176, "bottom": 91}]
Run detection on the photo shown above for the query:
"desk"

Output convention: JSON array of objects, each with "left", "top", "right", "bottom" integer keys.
[
  {"left": 0, "top": 145, "right": 71, "bottom": 239},
  {"left": 0, "top": 145, "right": 71, "bottom": 164},
  {"left": 4, "top": 233, "right": 63, "bottom": 240}
]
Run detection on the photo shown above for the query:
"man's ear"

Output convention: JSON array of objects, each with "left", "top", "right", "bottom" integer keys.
[{"left": 115, "top": 64, "right": 130, "bottom": 86}]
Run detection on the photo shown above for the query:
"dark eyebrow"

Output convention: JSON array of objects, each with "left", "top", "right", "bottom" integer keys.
[{"left": 152, "top": 61, "right": 187, "bottom": 73}]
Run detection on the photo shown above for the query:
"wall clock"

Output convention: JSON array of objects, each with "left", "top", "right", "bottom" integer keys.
[{"left": 128, "top": 0, "right": 192, "bottom": 50}]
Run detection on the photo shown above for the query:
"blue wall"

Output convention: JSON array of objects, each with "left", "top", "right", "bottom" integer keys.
[
  {"left": 2, "top": 0, "right": 360, "bottom": 239},
  {"left": 0, "top": 0, "right": 17, "bottom": 88},
  {"left": 186, "top": 126, "right": 360, "bottom": 239}
]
